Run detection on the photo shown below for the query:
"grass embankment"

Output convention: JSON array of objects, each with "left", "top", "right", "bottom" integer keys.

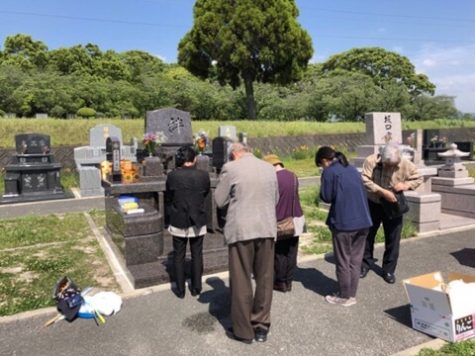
[
  {"left": 417, "top": 340, "right": 475, "bottom": 355},
  {"left": 1, "top": 118, "right": 474, "bottom": 148},
  {"left": 0, "top": 212, "right": 118, "bottom": 316},
  {"left": 298, "top": 187, "right": 416, "bottom": 255}
]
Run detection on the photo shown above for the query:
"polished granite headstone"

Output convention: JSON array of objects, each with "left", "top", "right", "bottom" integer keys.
[
  {"left": 103, "top": 176, "right": 225, "bottom": 289},
  {"left": 1, "top": 133, "right": 66, "bottom": 204},
  {"left": 145, "top": 108, "right": 193, "bottom": 172},
  {"left": 145, "top": 108, "right": 193, "bottom": 146}
]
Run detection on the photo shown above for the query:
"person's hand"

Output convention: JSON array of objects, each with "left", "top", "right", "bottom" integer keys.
[
  {"left": 381, "top": 189, "right": 397, "bottom": 203},
  {"left": 392, "top": 182, "right": 408, "bottom": 192}
]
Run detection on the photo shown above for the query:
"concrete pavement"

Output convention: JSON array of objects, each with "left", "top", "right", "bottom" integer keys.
[{"left": 1, "top": 229, "right": 474, "bottom": 356}]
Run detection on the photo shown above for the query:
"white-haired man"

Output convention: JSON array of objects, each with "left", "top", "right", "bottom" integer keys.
[
  {"left": 215, "top": 143, "right": 279, "bottom": 344},
  {"left": 360, "top": 144, "right": 422, "bottom": 284}
]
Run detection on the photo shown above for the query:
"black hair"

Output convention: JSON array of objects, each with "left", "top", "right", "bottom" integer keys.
[
  {"left": 315, "top": 146, "right": 349, "bottom": 167},
  {"left": 175, "top": 146, "right": 196, "bottom": 168}
]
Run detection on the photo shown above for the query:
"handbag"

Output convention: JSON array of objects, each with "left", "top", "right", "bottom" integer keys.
[
  {"left": 276, "top": 175, "right": 298, "bottom": 240},
  {"left": 277, "top": 216, "right": 295, "bottom": 238},
  {"left": 380, "top": 190, "right": 409, "bottom": 220}
]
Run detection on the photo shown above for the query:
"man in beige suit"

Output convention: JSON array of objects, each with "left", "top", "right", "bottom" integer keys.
[{"left": 215, "top": 143, "right": 279, "bottom": 344}]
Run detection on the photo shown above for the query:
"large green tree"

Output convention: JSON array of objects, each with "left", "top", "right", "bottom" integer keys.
[
  {"left": 320, "top": 47, "right": 436, "bottom": 97},
  {"left": 178, "top": 0, "right": 313, "bottom": 119}
]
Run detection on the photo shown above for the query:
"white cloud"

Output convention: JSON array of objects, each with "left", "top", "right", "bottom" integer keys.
[{"left": 412, "top": 44, "right": 475, "bottom": 113}]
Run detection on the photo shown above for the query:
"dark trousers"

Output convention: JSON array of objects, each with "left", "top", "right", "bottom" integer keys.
[
  {"left": 332, "top": 229, "right": 368, "bottom": 298},
  {"left": 172, "top": 235, "right": 204, "bottom": 294},
  {"left": 362, "top": 200, "right": 403, "bottom": 274},
  {"left": 228, "top": 238, "right": 274, "bottom": 340},
  {"left": 274, "top": 236, "right": 299, "bottom": 284}
]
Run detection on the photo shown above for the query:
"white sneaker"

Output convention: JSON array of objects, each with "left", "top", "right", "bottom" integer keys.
[{"left": 325, "top": 294, "right": 357, "bottom": 307}]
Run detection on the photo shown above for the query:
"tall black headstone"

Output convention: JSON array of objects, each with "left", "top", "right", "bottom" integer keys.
[
  {"left": 106, "top": 136, "right": 122, "bottom": 183},
  {"left": 212, "top": 137, "right": 232, "bottom": 173}
]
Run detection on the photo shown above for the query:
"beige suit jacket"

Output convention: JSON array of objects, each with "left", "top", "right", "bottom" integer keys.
[{"left": 215, "top": 153, "right": 279, "bottom": 245}]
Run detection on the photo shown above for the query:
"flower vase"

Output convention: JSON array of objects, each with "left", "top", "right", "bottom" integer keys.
[{"left": 143, "top": 156, "right": 162, "bottom": 176}]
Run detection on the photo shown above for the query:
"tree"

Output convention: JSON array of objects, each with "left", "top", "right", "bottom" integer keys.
[
  {"left": 1, "top": 34, "right": 49, "bottom": 69},
  {"left": 320, "top": 47, "right": 435, "bottom": 97},
  {"left": 178, "top": 0, "right": 313, "bottom": 119}
]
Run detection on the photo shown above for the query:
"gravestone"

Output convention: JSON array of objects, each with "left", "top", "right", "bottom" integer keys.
[
  {"left": 106, "top": 137, "right": 122, "bottom": 183},
  {"left": 352, "top": 112, "right": 403, "bottom": 168},
  {"left": 1, "top": 133, "right": 66, "bottom": 204},
  {"left": 145, "top": 108, "right": 193, "bottom": 172},
  {"left": 145, "top": 108, "right": 193, "bottom": 146},
  {"left": 74, "top": 124, "right": 136, "bottom": 196},
  {"left": 218, "top": 125, "right": 237, "bottom": 141},
  {"left": 366, "top": 112, "right": 402, "bottom": 145},
  {"left": 90, "top": 124, "right": 123, "bottom": 148}
]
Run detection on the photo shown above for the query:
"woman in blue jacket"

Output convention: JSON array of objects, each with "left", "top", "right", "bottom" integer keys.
[{"left": 315, "top": 146, "right": 372, "bottom": 307}]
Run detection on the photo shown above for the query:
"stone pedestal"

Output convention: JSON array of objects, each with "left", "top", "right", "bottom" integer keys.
[
  {"left": 195, "top": 154, "right": 210, "bottom": 172},
  {"left": 432, "top": 177, "right": 475, "bottom": 219},
  {"left": 405, "top": 191, "right": 441, "bottom": 233},
  {"left": 143, "top": 156, "right": 163, "bottom": 177},
  {"left": 103, "top": 176, "right": 227, "bottom": 289}
]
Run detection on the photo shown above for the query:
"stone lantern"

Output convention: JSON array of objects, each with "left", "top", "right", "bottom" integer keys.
[{"left": 437, "top": 143, "right": 470, "bottom": 178}]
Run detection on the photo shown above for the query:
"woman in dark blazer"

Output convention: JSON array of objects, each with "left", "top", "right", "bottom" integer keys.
[
  {"left": 166, "top": 146, "right": 210, "bottom": 298},
  {"left": 316, "top": 146, "right": 372, "bottom": 307}
]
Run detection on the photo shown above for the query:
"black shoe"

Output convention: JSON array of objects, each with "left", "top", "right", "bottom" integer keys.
[
  {"left": 254, "top": 327, "right": 268, "bottom": 342},
  {"left": 190, "top": 289, "right": 201, "bottom": 297},
  {"left": 173, "top": 289, "right": 185, "bottom": 299},
  {"left": 383, "top": 272, "right": 396, "bottom": 284},
  {"left": 286, "top": 281, "right": 292, "bottom": 292},
  {"left": 360, "top": 267, "right": 369, "bottom": 279},
  {"left": 226, "top": 328, "right": 253, "bottom": 344},
  {"left": 273, "top": 282, "right": 287, "bottom": 293}
]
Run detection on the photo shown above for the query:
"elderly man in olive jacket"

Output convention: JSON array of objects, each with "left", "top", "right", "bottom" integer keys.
[{"left": 215, "top": 143, "right": 279, "bottom": 344}]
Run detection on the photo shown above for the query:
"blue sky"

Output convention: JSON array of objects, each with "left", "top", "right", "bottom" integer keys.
[{"left": 0, "top": 0, "right": 474, "bottom": 113}]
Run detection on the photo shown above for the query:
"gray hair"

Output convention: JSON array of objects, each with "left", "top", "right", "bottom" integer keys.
[
  {"left": 380, "top": 144, "right": 401, "bottom": 165},
  {"left": 229, "top": 142, "right": 251, "bottom": 155}
]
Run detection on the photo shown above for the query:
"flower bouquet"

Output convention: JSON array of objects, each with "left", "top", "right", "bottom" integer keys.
[
  {"left": 143, "top": 131, "right": 166, "bottom": 157},
  {"left": 194, "top": 130, "right": 209, "bottom": 155}
]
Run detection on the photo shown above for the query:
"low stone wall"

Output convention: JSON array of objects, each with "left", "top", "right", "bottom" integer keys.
[{"left": 1, "top": 128, "right": 474, "bottom": 171}]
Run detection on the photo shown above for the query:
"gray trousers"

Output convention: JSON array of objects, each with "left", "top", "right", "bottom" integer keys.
[
  {"left": 332, "top": 229, "right": 369, "bottom": 298},
  {"left": 228, "top": 238, "right": 275, "bottom": 340}
]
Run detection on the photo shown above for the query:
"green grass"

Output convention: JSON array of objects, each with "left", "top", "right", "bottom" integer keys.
[
  {"left": 417, "top": 340, "right": 475, "bottom": 355},
  {"left": 0, "top": 213, "right": 90, "bottom": 249},
  {"left": 468, "top": 166, "right": 475, "bottom": 179},
  {"left": 0, "top": 212, "right": 119, "bottom": 316},
  {"left": 298, "top": 187, "right": 417, "bottom": 255},
  {"left": 283, "top": 158, "right": 320, "bottom": 177},
  {"left": 1, "top": 118, "right": 474, "bottom": 148}
]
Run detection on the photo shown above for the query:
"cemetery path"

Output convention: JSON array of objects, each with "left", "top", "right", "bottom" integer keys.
[{"left": 1, "top": 229, "right": 474, "bottom": 356}]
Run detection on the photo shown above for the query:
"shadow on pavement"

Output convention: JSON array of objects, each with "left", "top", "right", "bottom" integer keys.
[
  {"left": 450, "top": 248, "right": 475, "bottom": 268},
  {"left": 197, "top": 277, "right": 231, "bottom": 331},
  {"left": 384, "top": 304, "right": 412, "bottom": 328},
  {"left": 294, "top": 266, "right": 338, "bottom": 296}
]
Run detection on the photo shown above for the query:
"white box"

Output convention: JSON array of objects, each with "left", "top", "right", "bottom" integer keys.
[{"left": 403, "top": 271, "right": 475, "bottom": 342}]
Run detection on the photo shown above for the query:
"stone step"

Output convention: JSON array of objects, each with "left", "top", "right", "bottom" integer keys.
[{"left": 439, "top": 213, "right": 475, "bottom": 230}]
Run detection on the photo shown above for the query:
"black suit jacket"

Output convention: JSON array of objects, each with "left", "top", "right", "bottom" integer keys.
[{"left": 165, "top": 166, "right": 211, "bottom": 229}]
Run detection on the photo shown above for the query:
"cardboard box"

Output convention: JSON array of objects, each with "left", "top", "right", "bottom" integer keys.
[{"left": 403, "top": 271, "right": 475, "bottom": 342}]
